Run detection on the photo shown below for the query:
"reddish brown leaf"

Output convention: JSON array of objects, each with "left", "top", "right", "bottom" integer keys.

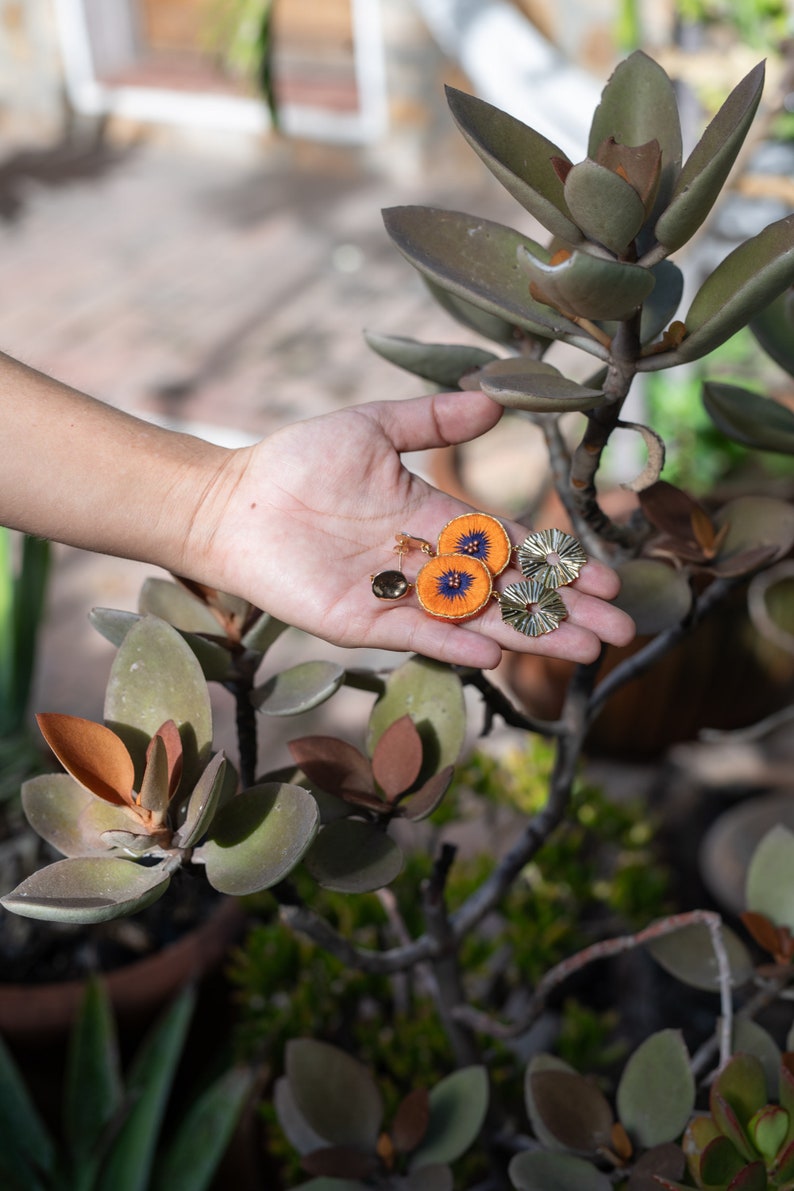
[
  {"left": 371, "top": 716, "right": 423, "bottom": 801},
  {"left": 36, "top": 713, "right": 135, "bottom": 807},
  {"left": 391, "top": 1087, "right": 430, "bottom": 1154},
  {"left": 138, "top": 733, "right": 169, "bottom": 820},
  {"left": 399, "top": 765, "right": 455, "bottom": 821},
  {"left": 150, "top": 719, "right": 183, "bottom": 797},
  {"left": 639, "top": 481, "right": 710, "bottom": 544},
  {"left": 741, "top": 910, "right": 785, "bottom": 957},
  {"left": 690, "top": 504, "right": 719, "bottom": 556},
  {"left": 550, "top": 155, "right": 572, "bottom": 184},
  {"left": 288, "top": 735, "right": 374, "bottom": 800},
  {"left": 300, "top": 1146, "right": 378, "bottom": 1179}
]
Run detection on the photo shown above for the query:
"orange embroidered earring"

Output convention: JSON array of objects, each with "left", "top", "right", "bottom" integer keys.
[{"left": 371, "top": 530, "right": 494, "bottom": 622}]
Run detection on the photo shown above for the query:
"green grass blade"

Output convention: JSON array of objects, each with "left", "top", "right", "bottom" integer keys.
[
  {"left": 0, "top": 1031, "right": 57, "bottom": 1186},
  {"left": 64, "top": 977, "right": 123, "bottom": 1173},
  {"left": 153, "top": 1066, "right": 257, "bottom": 1191}
]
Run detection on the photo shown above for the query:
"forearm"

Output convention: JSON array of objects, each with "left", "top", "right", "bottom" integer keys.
[{"left": 0, "top": 352, "right": 231, "bottom": 576}]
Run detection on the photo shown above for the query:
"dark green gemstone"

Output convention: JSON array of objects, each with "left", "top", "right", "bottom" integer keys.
[{"left": 372, "top": 570, "right": 410, "bottom": 600}]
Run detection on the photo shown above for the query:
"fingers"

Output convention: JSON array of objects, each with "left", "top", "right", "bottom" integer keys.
[{"left": 364, "top": 389, "right": 503, "bottom": 455}]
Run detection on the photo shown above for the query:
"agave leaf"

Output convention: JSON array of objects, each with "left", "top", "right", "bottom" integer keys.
[
  {"left": 104, "top": 616, "right": 212, "bottom": 791},
  {"left": 21, "top": 772, "right": 140, "bottom": 857},
  {"left": 423, "top": 278, "right": 527, "bottom": 345},
  {"left": 410, "top": 1066, "right": 488, "bottom": 1169},
  {"left": 611, "top": 559, "right": 692, "bottom": 634},
  {"left": 36, "top": 713, "right": 135, "bottom": 808},
  {"left": 382, "top": 207, "right": 584, "bottom": 341},
  {"left": 152, "top": 1066, "right": 257, "bottom": 1191},
  {"left": 371, "top": 714, "right": 423, "bottom": 800},
  {"left": 172, "top": 751, "right": 228, "bottom": 848},
  {"left": 655, "top": 62, "right": 765, "bottom": 252},
  {"left": 518, "top": 245, "right": 655, "bottom": 321},
  {"left": 616, "top": 1030, "right": 694, "bottom": 1148},
  {"left": 746, "top": 825, "right": 794, "bottom": 930},
  {"left": 252, "top": 660, "right": 345, "bottom": 716},
  {"left": 478, "top": 358, "right": 605, "bottom": 412},
  {"left": 304, "top": 819, "right": 403, "bottom": 893},
  {"left": 367, "top": 656, "right": 465, "bottom": 780},
  {"left": 527, "top": 1068, "right": 613, "bottom": 1155},
  {"left": 285, "top": 1039, "right": 383, "bottom": 1151},
  {"left": 0, "top": 856, "right": 170, "bottom": 923},
  {"left": 444, "top": 86, "right": 581, "bottom": 243},
  {"left": 199, "top": 782, "right": 319, "bottom": 895},
  {"left": 588, "top": 50, "right": 682, "bottom": 219},
  {"left": 646, "top": 921, "right": 753, "bottom": 991},
  {"left": 703, "top": 382, "right": 794, "bottom": 454},
  {"left": 364, "top": 331, "right": 498, "bottom": 388},
  {"left": 139, "top": 578, "right": 221, "bottom": 634},
  {"left": 751, "top": 287, "right": 794, "bottom": 377},
  {"left": 508, "top": 1150, "right": 612, "bottom": 1191},
  {"left": 0, "top": 1032, "right": 57, "bottom": 1187},
  {"left": 564, "top": 159, "right": 646, "bottom": 254},
  {"left": 663, "top": 215, "right": 794, "bottom": 366},
  {"left": 64, "top": 977, "right": 123, "bottom": 1172},
  {"left": 97, "top": 987, "right": 195, "bottom": 1191}
]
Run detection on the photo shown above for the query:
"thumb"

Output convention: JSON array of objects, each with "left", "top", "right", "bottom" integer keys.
[{"left": 363, "top": 389, "right": 504, "bottom": 455}]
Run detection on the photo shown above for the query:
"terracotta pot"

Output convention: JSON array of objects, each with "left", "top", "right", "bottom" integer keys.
[{"left": 0, "top": 896, "right": 245, "bottom": 1042}]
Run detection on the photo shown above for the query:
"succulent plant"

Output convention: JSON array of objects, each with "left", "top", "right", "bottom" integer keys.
[
  {"left": 0, "top": 614, "right": 320, "bottom": 921},
  {"left": 275, "top": 1038, "right": 488, "bottom": 1190}
]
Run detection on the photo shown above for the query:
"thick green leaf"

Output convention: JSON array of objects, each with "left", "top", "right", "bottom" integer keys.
[
  {"left": 241, "top": 610, "right": 289, "bottom": 653},
  {"left": 286, "top": 1039, "right": 383, "bottom": 1151},
  {"left": 444, "top": 86, "right": 581, "bottom": 243},
  {"left": 746, "top": 825, "right": 794, "bottom": 930},
  {"left": 478, "top": 358, "right": 606, "bottom": 412},
  {"left": 89, "top": 609, "right": 232, "bottom": 684},
  {"left": 732, "top": 1020, "right": 782, "bottom": 1096},
  {"left": 367, "top": 656, "right": 465, "bottom": 779},
  {"left": 423, "top": 278, "right": 527, "bottom": 345},
  {"left": 639, "top": 260, "right": 684, "bottom": 343},
  {"left": 199, "top": 782, "right": 319, "bottom": 895},
  {"left": 524, "top": 1054, "right": 575, "bottom": 1150},
  {"left": 364, "top": 331, "right": 498, "bottom": 388},
  {"left": 0, "top": 1031, "right": 56, "bottom": 1186},
  {"left": 588, "top": 51, "right": 682, "bottom": 219},
  {"left": 714, "top": 495, "right": 794, "bottom": 568},
  {"left": 711, "top": 1053, "right": 768, "bottom": 1133},
  {"left": 172, "top": 751, "right": 228, "bottom": 848},
  {"left": 410, "top": 1067, "right": 488, "bottom": 1168},
  {"left": 97, "top": 987, "right": 195, "bottom": 1191},
  {"left": 104, "top": 615, "right": 212, "bottom": 791},
  {"left": 517, "top": 244, "right": 655, "bottom": 320},
  {"left": 138, "top": 578, "right": 220, "bottom": 634},
  {"left": 509, "top": 1150, "right": 612, "bottom": 1191},
  {"left": 703, "top": 382, "right": 794, "bottom": 454},
  {"left": 564, "top": 159, "right": 646, "bottom": 254},
  {"left": 64, "top": 977, "right": 123, "bottom": 1172},
  {"left": 699, "top": 1136, "right": 747, "bottom": 1186},
  {"left": 0, "top": 856, "right": 170, "bottom": 923},
  {"left": 21, "top": 772, "right": 137, "bottom": 857},
  {"left": 611, "top": 559, "right": 692, "bottom": 634},
  {"left": 275, "top": 1077, "right": 329, "bottom": 1155},
  {"left": 304, "top": 819, "right": 403, "bottom": 893},
  {"left": 751, "top": 287, "right": 794, "bottom": 377},
  {"left": 153, "top": 1066, "right": 256, "bottom": 1191},
  {"left": 252, "top": 660, "right": 345, "bottom": 716},
  {"left": 526, "top": 1068, "right": 613, "bottom": 1154},
  {"left": 646, "top": 921, "right": 753, "bottom": 991},
  {"left": 655, "top": 62, "right": 765, "bottom": 252},
  {"left": 616, "top": 1030, "right": 694, "bottom": 1147},
  {"left": 669, "top": 215, "right": 794, "bottom": 365},
  {"left": 382, "top": 207, "right": 585, "bottom": 342}
]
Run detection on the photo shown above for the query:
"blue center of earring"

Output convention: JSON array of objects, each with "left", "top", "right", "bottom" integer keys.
[
  {"left": 455, "top": 531, "right": 488, "bottom": 560},
  {"left": 436, "top": 568, "right": 474, "bottom": 602}
]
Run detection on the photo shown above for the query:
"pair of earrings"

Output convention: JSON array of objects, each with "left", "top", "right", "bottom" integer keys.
[{"left": 371, "top": 513, "right": 586, "bottom": 638}]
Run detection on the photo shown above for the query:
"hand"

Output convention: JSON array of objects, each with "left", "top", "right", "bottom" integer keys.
[{"left": 195, "top": 390, "right": 636, "bottom": 670}]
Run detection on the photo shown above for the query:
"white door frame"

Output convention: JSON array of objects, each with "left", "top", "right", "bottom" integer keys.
[{"left": 52, "top": 0, "right": 388, "bottom": 144}]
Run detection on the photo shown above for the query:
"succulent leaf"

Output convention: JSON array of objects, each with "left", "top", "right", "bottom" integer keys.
[
  {"left": 714, "top": 496, "right": 794, "bottom": 570},
  {"left": 646, "top": 920, "right": 754, "bottom": 992},
  {"left": 699, "top": 1135, "right": 748, "bottom": 1186},
  {"left": 392, "top": 1088, "right": 431, "bottom": 1154},
  {"left": 477, "top": 358, "right": 606, "bottom": 412},
  {"left": 655, "top": 62, "right": 765, "bottom": 252},
  {"left": 444, "top": 86, "right": 581, "bottom": 243},
  {"left": 240, "top": 609, "right": 289, "bottom": 654},
  {"left": 410, "top": 1067, "right": 489, "bottom": 1169},
  {"left": 35, "top": 712, "right": 136, "bottom": 808},
  {"left": 367, "top": 656, "right": 465, "bottom": 779},
  {"left": 750, "top": 287, "right": 794, "bottom": 377},
  {"left": 626, "top": 1143, "right": 686, "bottom": 1191},
  {"left": 588, "top": 51, "right": 682, "bottom": 220},
  {"left": 517, "top": 244, "right": 655, "bottom": 320},
  {"left": 252, "top": 660, "right": 345, "bottom": 716},
  {"left": 288, "top": 735, "right": 375, "bottom": 801},
  {"left": 423, "top": 278, "right": 526, "bottom": 345},
  {"left": 616, "top": 1030, "right": 694, "bottom": 1148},
  {"left": 0, "top": 856, "right": 170, "bottom": 923},
  {"left": 746, "top": 826, "right": 794, "bottom": 932},
  {"left": 526, "top": 1068, "right": 614, "bottom": 1155},
  {"left": 611, "top": 559, "right": 692, "bottom": 634},
  {"left": 303, "top": 819, "right": 403, "bottom": 893},
  {"left": 371, "top": 714, "right": 423, "bottom": 800},
  {"left": 399, "top": 765, "right": 455, "bottom": 822},
  {"left": 285, "top": 1039, "right": 383, "bottom": 1152},
  {"left": 172, "top": 751, "right": 228, "bottom": 848},
  {"left": 138, "top": 577, "right": 221, "bottom": 634},
  {"left": 21, "top": 772, "right": 138, "bottom": 857},
  {"left": 199, "top": 782, "right": 319, "bottom": 895},
  {"left": 563, "top": 159, "right": 646, "bottom": 253},
  {"left": 508, "top": 1150, "right": 612, "bottom": 1190},
  {"left": 364, "top": 331, "right": 498, "bottom": 388},
  {"left": 666, "top": 215, "right": 794, "bottom": 366},
  {"left": 703, "top": 383, "right": 794, "bottom": 454},
  {"left": 381, "top": 207, "right": 584, "bottom": 340},
  {"left": 711, "top": 1053, "right": 768, "bottom": 1151}
]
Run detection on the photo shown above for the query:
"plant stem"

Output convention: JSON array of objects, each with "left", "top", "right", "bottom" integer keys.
[
  {"left": 423, "top": 844, "right": 481, "bottom": 1067},
  {"left": 228, "top": 671, "right": 258, "bottom": 789}
]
